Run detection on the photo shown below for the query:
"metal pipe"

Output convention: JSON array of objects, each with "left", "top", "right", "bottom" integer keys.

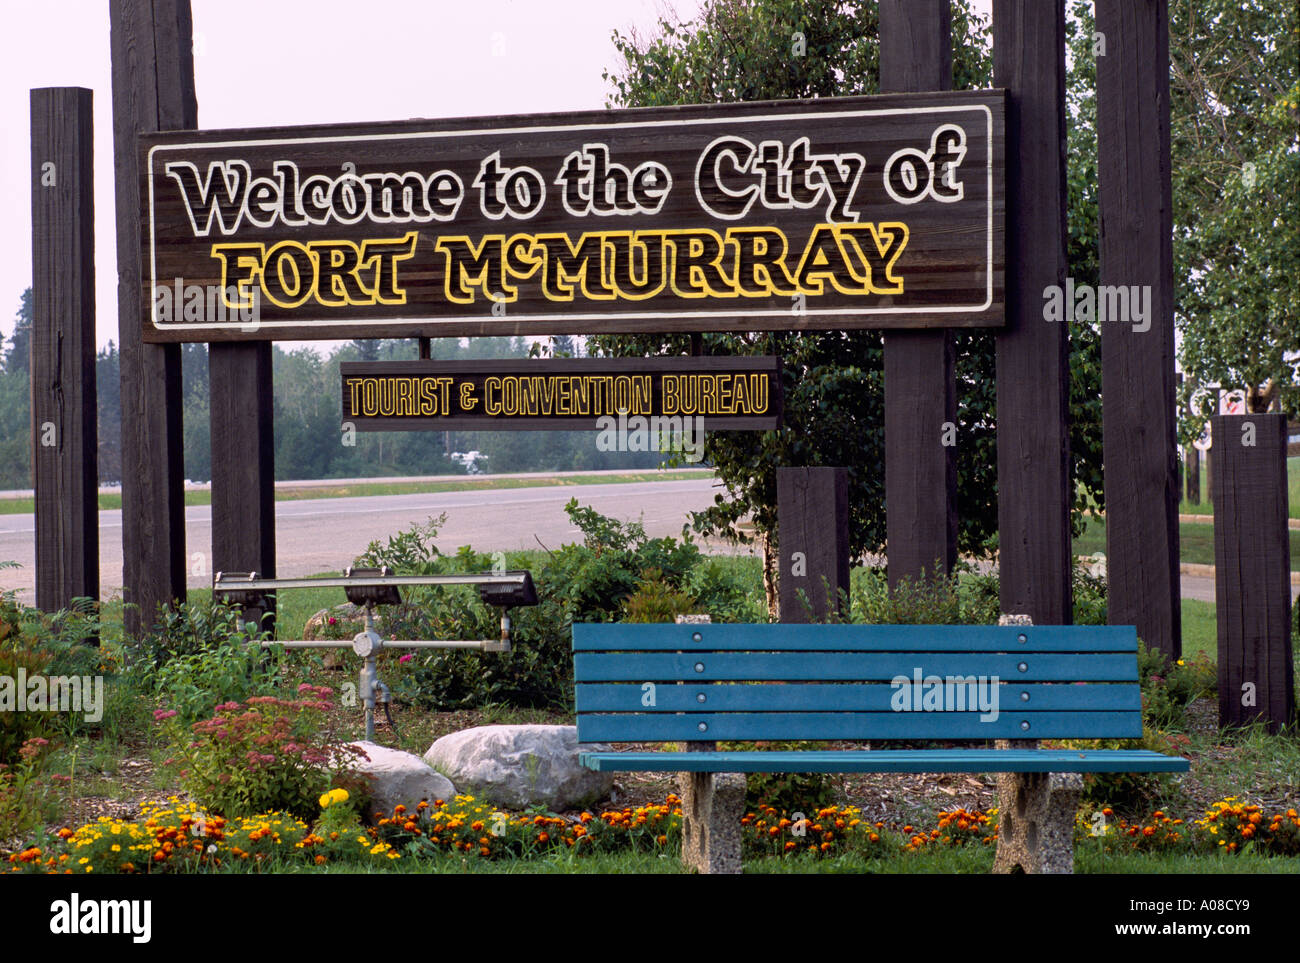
[
  {"left": 260, "top": 639, "right": 501, "bottom": 650},
  {"left": 215, "top": 573, "right": 529, "bottom": 592}
]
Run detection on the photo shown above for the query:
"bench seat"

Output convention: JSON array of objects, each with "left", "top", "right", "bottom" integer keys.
[
  {"left": 571, "top": 621, "right": 1191, "bottom": 873},
  {"left": 577, "top": 748, "right": 1190, "bottom": 773}
]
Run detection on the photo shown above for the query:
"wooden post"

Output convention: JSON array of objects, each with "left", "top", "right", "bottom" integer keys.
[
  {"left": 110, "top": 0, "right": 195, "bottom": 634},
  {"left": 992, "top": 0, "right": 1073, "bottom": 623},
  {"left": 1211, "top": 414, "right": 1295, "bottom": 732},
  {"left": 30, "top": 87, "right": 98, "bottom": 618},
  {"left": 210, "top": 344, "right": 276, "bottom": 634},
  {"left": 1185, "top": 446, "right": 1200, "bottom": 504},
  {"left": 1096, "top": 0, "right": 1180, "bottom": 659},
  {"left": 879, "top": 0, "right": 958, "bottom": 589},
  {"left": 778, "top": 467, "right": 849, "bottom": 622}
]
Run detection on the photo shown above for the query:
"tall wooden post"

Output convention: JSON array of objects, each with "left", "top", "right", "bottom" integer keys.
[
  {"left": 210, "top": 344, "right": 276, "bottom": 633},
  {"left": 778, "top": 468, "right": 850, "bottom": 622},
  {"left": 110, "top": 0, "right": 195, "bottom": 634},
  {"left": 1096, "top": 0, "right": 1180, "bottom": 658},
  {"left": 879, "top": 0, "right": 958, "bottom": 589},
  {"left": 30, "top": 87, "right": 98, "bottom": 616},
  {"left": 1211, "top": 414, "right": 1295, "bottom": 732},
  {"left": 992, "top": 1, "right": 1073, "bottom": 623}
]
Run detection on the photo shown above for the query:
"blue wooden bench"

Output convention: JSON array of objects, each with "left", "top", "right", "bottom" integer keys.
[{"left": 573, "top": 622, "right": 1189, "bottom": 873}]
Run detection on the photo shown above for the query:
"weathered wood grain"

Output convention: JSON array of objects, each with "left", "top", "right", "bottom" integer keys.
[
  {"left": 1211, "top": 414, "right": 1295, "bottom": 732},
  {"left": 992, "top": 0, "right": 1072, "bottom": 624},
  {"left": 1097, "top": 0, "right": 1181, "bottom": 658},
  {"left": 111, "top": 0, "right": 194, "bottom": 633},
  {"left": 880, "top": 0, "right": 958, "bottom": 588},
  {"left": 777, "top": 467, "right": 849, "bottom": 623},
  {"left": 31, "top": 87, "right": 98, "bottom": 619}
]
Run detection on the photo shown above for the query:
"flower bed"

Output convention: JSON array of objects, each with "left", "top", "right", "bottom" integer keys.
[{"left": 8, "top": 795, "right": 1299, "bottom": 873}]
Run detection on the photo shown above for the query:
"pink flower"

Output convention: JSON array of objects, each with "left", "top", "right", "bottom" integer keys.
[
  {"left": 328, "top": 617, "right": 337, "bottom": 625},
  {"left": 153, "top": 709, "right": 179, "bottom": 721},
  {"left": 399, "top": 653, "right": 413, "bottom": 664}
]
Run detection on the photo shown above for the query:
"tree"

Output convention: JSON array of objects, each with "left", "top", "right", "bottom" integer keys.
[
  {"left": 96, "top": 342, "right": 122, "bottom": 484},
  {"left": 0, "top": 290, "right": 33, "bottom": 489},
  {"left": 596, "top": 0, "right": 1105, "bottom": 611},
  {"left": 1171, "top": 0, "right": 1299, "bottom": 429}
]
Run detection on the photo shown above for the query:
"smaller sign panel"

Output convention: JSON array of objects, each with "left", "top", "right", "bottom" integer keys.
[{"left": 339, "top": 356, "right": 782, "bottom": 431}]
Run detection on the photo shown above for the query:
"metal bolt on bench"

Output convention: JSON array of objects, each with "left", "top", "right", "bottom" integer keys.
[{"left": 214, "top": 566, "right": 538, "bottom": 739}]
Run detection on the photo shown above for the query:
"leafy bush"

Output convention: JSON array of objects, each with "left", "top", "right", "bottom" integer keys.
[
  {"left": 151, "top": 638, "right": 286, "bottom": 725},
  {"left": 623, "top": 569, "right": 698, "bottom": 623},
  {"left": 133, "top": 597, "right": 256, "bottom": 673},
  {"left": 0, "top": 737, "right": 56, "bottom": 840},
  {"left": 843, "top": 566, "right": 998, "bottom": 625},
  {"left": 356, "top": 502, "right": 738, "bottom": 710},
  {"left": 743, "top": 765, "right": 836, "bottom": 816},
  {"left": 1072, "top": 560, "right": 1108, "bottom": 625},
  {"left": 1138, "top": 641, "right": 1216, "bottom": 730},
  {"left": 0, "top": 593, "right": 112, "bottom": 760},
  {"left": 159, "top": 685, "right": 362, "bottom": 818}
]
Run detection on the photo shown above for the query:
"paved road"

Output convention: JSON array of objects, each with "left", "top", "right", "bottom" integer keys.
[
  {"left": 0, "top": 477, "right": 1269, "bottom": 605},
  {"left": 0, "top": 478, "right": 738, "bottom": 604}
]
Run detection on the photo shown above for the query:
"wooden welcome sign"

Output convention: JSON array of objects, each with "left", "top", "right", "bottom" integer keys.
[
  {"left": 139, "top": 90, "right": 1004, "bottom": 342},
  {"left": 339, "top": 356, "right": 782, "bottom": 431}
]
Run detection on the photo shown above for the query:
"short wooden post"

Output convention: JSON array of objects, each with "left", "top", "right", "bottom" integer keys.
[
  {"left": 778, "top": 467, "right": 850, "bottom": 622},
  {"left": 30, "top": 87, "right": 98, "bottom": 618},
  {"left": 1185, "top": 446, "right": 1200, "bottom": 504},
  {"left": 1211, "top": 414, "right": 1296, "bottom": 732}
]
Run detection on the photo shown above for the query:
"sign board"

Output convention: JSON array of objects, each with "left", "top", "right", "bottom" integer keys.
[
  {"left": 339, "top": 356, "right": 782, "bottom": 431},
  {"left": 141, "top": 91, "right": 1004, "bottom": 342}
]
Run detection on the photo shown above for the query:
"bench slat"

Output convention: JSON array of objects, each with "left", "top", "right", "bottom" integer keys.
[
  {"left": 576, "top": 710, "right": 1142, "bottom": 741},
  {"left": 576, "top": 749, "right": 1189, "bottom": 774},
  {"left": 573, "top": 623, "right": 1137, "bottom": 652},
  {"left": 574, "top": 682, "right": 1141, "bottom": 712},
  {"left": 574, "top": 651, "right": 1137, "bottom": 682}
]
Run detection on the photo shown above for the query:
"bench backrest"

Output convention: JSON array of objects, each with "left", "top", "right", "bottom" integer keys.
[{"left": 573, "top": 623, "right": 1143, "bottom": 743}]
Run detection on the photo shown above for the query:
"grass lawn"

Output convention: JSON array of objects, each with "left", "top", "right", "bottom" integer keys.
[
  {"left": 1178, "top": 456, "right": 1300, "bottom": 518},
  {"left": 0, "top": 469, "right": 714, "bottom": 516},
  {"left": 1073, "top": 513, "right": 1300, "bottom": 569}
]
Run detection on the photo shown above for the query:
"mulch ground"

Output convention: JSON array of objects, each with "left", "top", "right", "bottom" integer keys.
[{"left": 29, "top": 689, "right": 1261, "bottom": 850}]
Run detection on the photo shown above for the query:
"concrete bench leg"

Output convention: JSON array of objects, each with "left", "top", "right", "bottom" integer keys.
[
  {"left": 992, "top": 770, "right": 1082, "bottom": 874},
  {"left": 678, "top": 771, "right": 746, "bottom": 874}
]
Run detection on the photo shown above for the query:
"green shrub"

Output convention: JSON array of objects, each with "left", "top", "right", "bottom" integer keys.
[
  {"left": 1138, "top": 640, "right": 1216, "bottom": 731},
  {"left": 0, "top": 593, "right": 114, "bottom": 759},
  {"left": 151, "top": 637, "right": 286, "bottom": 725},
  {"left": 744, "top": 767, "right": 836, "bottom": 816},
  {"left": 1072, "top": 560, "right": 1108, "bottom": 625},
  {"left": 623, "top": 569, "right": 698, "bottom": 623},
  {"left": 160, "top": 685, "right": 362, "bottom": 819},
  {"left": 356, "top": 502, "right": 714, "bottom": 710}
]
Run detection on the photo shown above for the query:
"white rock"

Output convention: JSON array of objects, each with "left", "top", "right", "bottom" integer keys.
[
  {"left": 423, "top": 725, "right": 613, "bottom": 811},
  {"left": 346, "top": 741, "right": 456, "bottom": 819}
]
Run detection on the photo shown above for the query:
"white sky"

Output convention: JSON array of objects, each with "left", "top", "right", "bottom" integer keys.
[{"left": 0, "top": 0, "right": 706, "bottom": 351}]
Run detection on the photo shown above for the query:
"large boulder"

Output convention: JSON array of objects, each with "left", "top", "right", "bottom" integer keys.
[
  {"left": 423, "top": 725, "right": 613, "bottom": 811},
  {"left": 347, "top": 741, "right": 456, "bottom": 820}
]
